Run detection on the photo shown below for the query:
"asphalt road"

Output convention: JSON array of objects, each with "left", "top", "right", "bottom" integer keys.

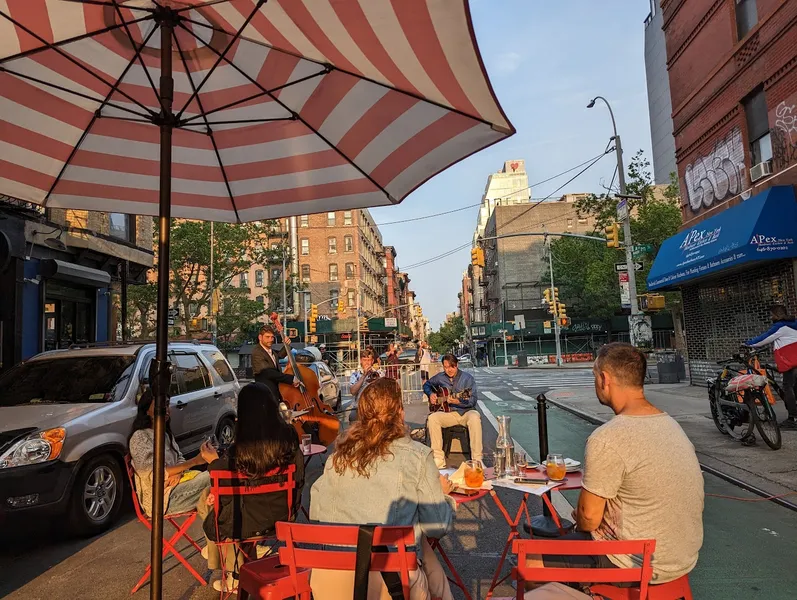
[{"left": 2, "top": 367, "right": 796, "bottom": 599}]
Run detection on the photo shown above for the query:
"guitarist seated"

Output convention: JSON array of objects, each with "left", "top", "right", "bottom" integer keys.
[{"left": 422, "top": 354, "right": 483, "bottom": 469}]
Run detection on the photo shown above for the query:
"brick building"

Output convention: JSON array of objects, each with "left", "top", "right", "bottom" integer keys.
[{"left": 647, "top": 0, "right": 797, "bottom": 381}]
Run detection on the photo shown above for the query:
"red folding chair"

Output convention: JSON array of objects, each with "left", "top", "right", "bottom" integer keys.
[
  {"left": 124, "top": 455, "right": 206, "bottom": 594},
  {"left": 237, "top": 522, "right": 418, "bottom": 600},
  {"left": 512, "top": 539, "right": 656, "bottom": 600},
  {"left": 208, "top": 464, "right": 297, "bottom": 599}
]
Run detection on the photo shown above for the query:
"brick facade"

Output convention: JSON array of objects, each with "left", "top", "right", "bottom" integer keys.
[{"left": 661, "top": 0, "right": 797, "bottom": 381}]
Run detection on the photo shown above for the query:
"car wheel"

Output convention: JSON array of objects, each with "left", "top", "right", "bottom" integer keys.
[
  {"left": 68, "top": 454, "right": 123, "bottom": 537},
  {"left": 216, "top": 416, "right": 236, "bottom": 446}
]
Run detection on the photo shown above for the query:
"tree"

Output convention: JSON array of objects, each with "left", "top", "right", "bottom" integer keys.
[
  {"left": 125, "top": 279, "right": 158, "bottom": 338},
  {"left": 428, "top": 316, "right": 466, "bottom": 355},
  {"left": 550, "top": 153, "right": 682, "bottom": 318},
  {"left": 216, "top": 288, "right": 267, "bottom": 350}
]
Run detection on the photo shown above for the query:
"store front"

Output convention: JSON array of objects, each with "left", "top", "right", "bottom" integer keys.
[{"left": 648, "top": 186, "right": 797, "bottom": 382}]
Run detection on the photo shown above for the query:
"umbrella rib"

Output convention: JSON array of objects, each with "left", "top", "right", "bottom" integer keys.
[
  {"left": 112, "top": 0, "right": 160, "bottom": 104},
  {"left": 174, "top": 0, "right": 267, "bottom": 122},
  {"left": 177, "top": 21, "right": 394, "bottom": 203},
  {"left": 178, "top": 17, "right": 494, "bottom": 129},
  {"left": 172, "top": 27, "right": 241, "bottom": 223},
  {"left": 42, "top": 24, "right": 161, "bottom": 208},
  {"left": 66, "top": 0, "right": 156, "bottom": 11},
  {"left": 0, "top": 14, "right": 152, "bottom": 65},
  {"left": 0, "top": 66, "right": 152, "bottom": 120},
  {"left": 0, "top": 11, "right": 157, "bottom": 117},
  {"left": 178, "top": 68, "right": 327, "bottom": 126}
]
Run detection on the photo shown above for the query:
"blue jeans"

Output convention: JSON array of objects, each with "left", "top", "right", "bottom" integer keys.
[{"left": 166, "top": 470, "right": 211, "bottom": 515}]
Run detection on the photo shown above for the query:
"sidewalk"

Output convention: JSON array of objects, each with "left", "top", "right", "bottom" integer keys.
[{"left": 547, "top": 383, "right": 797, "bottom": 497}]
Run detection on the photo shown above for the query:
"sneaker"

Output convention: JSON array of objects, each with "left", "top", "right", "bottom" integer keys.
[
  {"left": 201, "top": 545, "right": 209, "bottom": 560},
  {"left": 779, "top": 417, "right": 797, "bottom": 430},
  {"left": 741, "top": 435, "right": 757, "bottom": 446},
  {"left": 213, "top": 575, "right": 238, "bottom": 593}
]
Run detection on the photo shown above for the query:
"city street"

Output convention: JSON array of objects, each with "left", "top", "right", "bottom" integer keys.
[{"left": 2, "top": 366, "right": 796, "bottom": 599}]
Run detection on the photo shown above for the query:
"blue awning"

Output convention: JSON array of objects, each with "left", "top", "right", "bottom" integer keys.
[{"left": 647, "top": 186, "right": 797, "bottom": 290}]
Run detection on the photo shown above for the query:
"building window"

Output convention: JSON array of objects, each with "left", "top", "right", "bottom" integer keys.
[
  {"left": 329, "top": 263, "right": 338, "bottom": 281},
  {"left": 300, "top": 215, "right": 308, "bottom": 227},
  {"left": 271, "top": 267, "right": 281, "bottom": 283},
  {"left": 345, "top": 262, "right": 355, "bottom": 280},
  {"left": 744, "top": 87, "right": 772, "bottom": 166},
  {"left": 255, "top": 269, "right": 264, "bottom": 287},
  {"left": 271, "top": 242, "right": 279, "bottom": 250},
  {"left": 567, "top": 218, "right": 573, "bottom": 229},
  {"left": 330, "top": 288, "right": 339, "bottom": 306},
  {"left": 735, "top": 0, "right": 757, "bottom": 40},
  {"left": 343, "top": 211, "right": 352, "bottom": 226},
  {"left": 301, "top": 264, "right": 310, "bottom": 283},
  {"left": 327, "top": 212, "right": 335, "bottom": 227},
  {"left": 109, "top": 213, "right": 135, "bottom": 242},
  {"left": 578, "top": 217, "right": 588, "bottom": 224},
  {"left": 239, "top": 272, "right": 249, "bottom": 288},
  {"left": 344, "top": 235, "right": 353, "bottom": 252},
  {"left": 255, "top": 295, "right": 264, "bottom": 305},
  {"left": 301, "top": 238, "right": 309, "bottom": 255},
  {"left": 348, "top": 289, "right": 356, "bottom": 307},
  {"left": 328, "top": 237, "right": 337, "bottom": 254}
]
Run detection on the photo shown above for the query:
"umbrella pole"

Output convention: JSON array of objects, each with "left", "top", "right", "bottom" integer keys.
[{"left": 150, "top": 8, "right": 176, "bottom": 600}]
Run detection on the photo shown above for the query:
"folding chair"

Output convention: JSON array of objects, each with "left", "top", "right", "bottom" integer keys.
[
  {"left": 511, "top": 538, "right": 656, "bottom": 600},
  {"left": 208, "top": 464, "right": 297, "bottom": 599},
  {"left": 237, "top": 522, "right": 418, "bottom": 600},
  {"left": 124, "top": 455, "right": 206, "bottom": 594}
]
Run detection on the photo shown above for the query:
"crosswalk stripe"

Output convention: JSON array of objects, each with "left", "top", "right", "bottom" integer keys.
[
  {"left": 510, "top": 390, "right": 535, "bottom": 401},
  {"left": 482, "top": 391, "right": 505, "bottom": 403}
]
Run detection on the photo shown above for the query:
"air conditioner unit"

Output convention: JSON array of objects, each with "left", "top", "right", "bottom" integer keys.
[{"left": 750, "top": 160, "right": 772, "bottom": 183}]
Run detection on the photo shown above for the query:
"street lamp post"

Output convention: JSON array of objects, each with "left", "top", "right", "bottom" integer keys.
[{"left": 587, "top": 96, "right": 639, "bottom": 318}]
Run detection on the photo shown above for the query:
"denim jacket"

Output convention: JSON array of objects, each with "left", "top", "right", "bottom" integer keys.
[{"left": 310, "top": 437, "right": 456, "bottom": 551}]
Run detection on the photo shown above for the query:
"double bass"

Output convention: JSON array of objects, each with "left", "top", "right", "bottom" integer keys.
[{"left": 269, "top": 313, "right": 340, "bottom": 446}]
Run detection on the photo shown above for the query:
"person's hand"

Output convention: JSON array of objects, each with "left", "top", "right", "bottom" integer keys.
[
  {"left": 293, "top": 377, "right": 301, "bottom": 387},
  {"left": 448, "top": 396, "right": 460, "bottom": 405},
  {"left": 429, "top": 393, "right": 438, "bottom": 404},
  {"left": 166, "top": 474, "right": 181, "bottom": 488},
  {"left": 439, "top": 474, "right": 455, "bottom": 495},
  {"left": 200, "top": 441, "right": 219, "bottom": 464},
  {"left": 206, "top": 493, "right": 215, "bottom": 507}
]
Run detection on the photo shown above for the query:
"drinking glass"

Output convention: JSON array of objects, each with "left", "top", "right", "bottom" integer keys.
[
  {"left": 301, "top": 434, "right": 312, "bottom": 453},
  {"left": 546, "top": 453, "right": 567, "bottom": 481},
  {"left": 515, "top": 451, "right": 528, "bottom": 475},
  {"left": 463, "top": 460, "right": 485, "bottom": 488},
  {"left": 206, "top": 434, "right": 219, "bottom": 449},
  {"left": 492, "top": 450, "right": 506, "bottom": 477}
]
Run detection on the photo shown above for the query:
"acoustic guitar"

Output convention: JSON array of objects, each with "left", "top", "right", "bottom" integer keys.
[{"left": 428, "top": 385, "right": 471, "bottom": 413}]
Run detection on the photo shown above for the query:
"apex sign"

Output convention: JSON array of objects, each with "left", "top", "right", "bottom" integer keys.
[{"left": 679, "top": 227, "right": 721, "bottom": 252}]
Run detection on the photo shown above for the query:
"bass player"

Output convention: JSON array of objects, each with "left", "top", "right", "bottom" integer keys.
[{"left": 423, "top": 354, "right": 483, "bottom": 469}]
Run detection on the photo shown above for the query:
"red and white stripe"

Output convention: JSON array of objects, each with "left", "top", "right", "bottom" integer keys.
[{"left": 0, "top": 0, "right": 513, "bottom": 222}]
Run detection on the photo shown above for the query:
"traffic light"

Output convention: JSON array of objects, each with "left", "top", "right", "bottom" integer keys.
[
  {"left": 309, "top": 304, "right": 318, "bottom": 333},
  {"left": 359, "top": 316, "right": 368, "bottom": 331},
  {"left": 470, "top": 247, "right": 485, "bottom": 268},
  {"left": 605, "top": 223, "right": 620, "bottom": 248},
  {"left": 543, "top": 287, "right": 559, "bottom": 317},
  {"left": 337, "top": 298, "right": 345, "bottom": 313}
]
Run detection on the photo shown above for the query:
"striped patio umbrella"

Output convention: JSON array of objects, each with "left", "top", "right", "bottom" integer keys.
[{"left": 0, "top": 1, "right": 512, "bottom": 595}]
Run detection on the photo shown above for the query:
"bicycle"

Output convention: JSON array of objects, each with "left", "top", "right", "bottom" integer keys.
[{"left": 707, "top": 349, "right": 782, "bottom": 450}]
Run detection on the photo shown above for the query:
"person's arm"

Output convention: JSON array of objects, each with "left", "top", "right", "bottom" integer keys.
[
  {"left": 416, "top": 451, "right": 455, "bottom": 539},
  {"left": 130, "top": 431, "right": 214, "bottom": 478},
  {"left": 422, "top": 373, "right": 439, "bottom": 397},
  {"left": 251, "top": 346, "right": 268, "bottom": 378},
  {"left": 746, "top": 323, "right": 784, "bottom": 348},
  {"left": 578, "top": 436, "right": 625, "bottom": 532},
  {"left": 451, "top": 373, "right": 477, "bottom": 409},
  {"left": 350, "top": 371, "right": 365, "bottom": 396}
]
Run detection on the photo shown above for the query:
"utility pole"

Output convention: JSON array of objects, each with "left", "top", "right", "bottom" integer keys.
[
  {"left": 281, "top": 251, "right": 287, "bottom": 332},
  {"left": 303, "top": 290, "right": 309, "bottom": 345},
  {"left": 356, "top": 276, "right": 362, "bottom": 366},
  {"left": 546, "top": 238, "right": 563, "bottom": 366},
  {"left": 209, "top": 222, "right": 216, "bottom": 345}
]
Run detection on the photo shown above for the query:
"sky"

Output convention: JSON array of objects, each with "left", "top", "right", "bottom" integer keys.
[{"left": 369, "top": 0, "right": 656, "bottom": 329}]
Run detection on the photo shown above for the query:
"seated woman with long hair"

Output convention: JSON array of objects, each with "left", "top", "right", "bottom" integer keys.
[
  {"left": 204, "top": 382, "right": 305, "bottom": 593},
  {"left": 310, "top": 377, "right": 456, "bottom": 600}
]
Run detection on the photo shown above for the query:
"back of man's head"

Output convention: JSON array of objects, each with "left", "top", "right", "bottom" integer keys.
[{"left": 595, "top": 343, "right": 646, "bottom": 390}]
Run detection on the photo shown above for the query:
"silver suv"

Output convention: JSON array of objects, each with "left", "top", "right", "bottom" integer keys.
[{"left": 0, "top": 341, "right": 239, "bottom": 536}]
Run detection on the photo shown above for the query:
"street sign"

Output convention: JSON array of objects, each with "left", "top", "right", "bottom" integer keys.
[
  {"left": 167, "top": 318, "right": 175, "bottom": 326},
  {"left": 616, "top": 199, "right": 628, "bottom": 221},
  {"left": 513, "top": 315, "right": 525, "bottom": 331},
  {"left": 615, "top": 261, "right": 644, "bottom": 272},
  {"left": 168, "top": 308, "right": 179, "bottom": 318},
  {"left": 618, "top": 271, "right": 631, "bottom": 308},
  {"left": 384, "top": 317, "right": 398, "bottom": 327},
  {"left": 632, "top": 243, "right": 653, "bottom": 258}
]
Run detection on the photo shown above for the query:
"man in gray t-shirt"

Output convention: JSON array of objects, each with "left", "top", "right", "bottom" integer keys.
[{"left": 545, "top": 343, "right": 704, "bottom": 585}]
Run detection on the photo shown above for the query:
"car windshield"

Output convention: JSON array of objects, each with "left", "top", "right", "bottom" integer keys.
[{"left": 0, "top": 355, "right": 136, "bottom": 407}]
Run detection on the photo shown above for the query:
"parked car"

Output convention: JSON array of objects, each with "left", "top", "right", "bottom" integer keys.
[
  {"left": 280, "top": 351, "right": 342, "bottom": 410},
  {"left": 0, "top": 342, "right": 239, "bottom": 536},
  {"left": 457, "top": 354, "right": 474, "bottom": 369},
  {"left": 379, "top": 349, "right": 420, "bottom": 368}
]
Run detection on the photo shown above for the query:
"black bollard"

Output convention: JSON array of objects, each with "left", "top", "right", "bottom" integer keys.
[{"left": 527, "top": 393, "right": 574, "bottom": 538}]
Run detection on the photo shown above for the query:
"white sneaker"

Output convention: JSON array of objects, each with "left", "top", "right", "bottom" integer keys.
[
  {"left": 213, "top": 575, "right": 238, "bottom": 593},
  {"left": 201, "top": 545, "right": 209, "bottom": 560}
]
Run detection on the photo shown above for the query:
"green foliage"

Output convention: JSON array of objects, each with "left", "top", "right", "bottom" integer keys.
[
  {"left": 428, "top": 316, "right": 466, "bottom": 355},
  {"left": 216, "top": 288, "right": 266, "bottom": 349},
  {"left": 125, "top": 280, "right": 157, "bottom": 338},
  {"left": 551, "top": 155, "right": 683, "bottom": 318}
]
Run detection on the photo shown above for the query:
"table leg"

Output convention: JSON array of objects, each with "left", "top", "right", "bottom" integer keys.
[
  {"left": 486, "top": 491, "right": 529, "bottom": 599},
  {"left": 429, "top": 538, "right": 473, "bottom": 600}
]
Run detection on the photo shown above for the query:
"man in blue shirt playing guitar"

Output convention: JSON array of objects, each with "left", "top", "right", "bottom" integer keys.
[{"left": 423, "top": 354, "right": 483, "bottom": 469}]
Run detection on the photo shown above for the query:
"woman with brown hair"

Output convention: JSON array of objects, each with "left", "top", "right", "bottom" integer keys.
[{"left": 310, "top": 377, "right": 455, "bottom": 600}]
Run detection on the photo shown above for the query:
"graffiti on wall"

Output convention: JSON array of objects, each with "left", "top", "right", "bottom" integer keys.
[
  {"left": 772, "top": 101, "right": 797, "bottom": 170},
  {"left": 684, "top": 127, "right": 746, "bottom": 214}
]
